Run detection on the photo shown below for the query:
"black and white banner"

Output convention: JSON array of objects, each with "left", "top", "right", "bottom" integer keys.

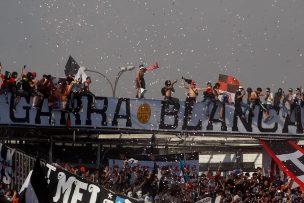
[
  {"left": 0, "top": 93, "right": 303, "bottom": 135},
  {"left": 0, "top": 144, "right": 140, "bottom": 203},
  {"left": 45, "top": 164, "right": 141, "bottom": 203},
  {"left": 0, "top": 143, "right": 15, "bottom": 185},
  {"left": 260, "top": 139, "right": 304, "bottom": 189}
]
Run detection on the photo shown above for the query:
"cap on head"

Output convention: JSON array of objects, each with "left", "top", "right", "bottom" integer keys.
[
  {"left": 266, "top": 87, "right": 270, "bottom": 92},
  {"left": 191, "top": 81, "right": 196, "bottom": 85},
  {"left": 239, "top": 86, "right": 243, "bottom": 89},
  {"left": 139, "top": 65, "right": 145, "bottom": 70},
  {"left": 289, "top": 88, "right": 293, "bottom": 92}
]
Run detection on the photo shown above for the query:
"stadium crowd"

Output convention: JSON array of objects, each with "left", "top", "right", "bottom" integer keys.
[
  {"left": 55, "top": 162, "right": 304, "bottom": 203},
  {"left": 0, "top": 183, "right": 19, "bottom": 203},
  {"left": 1, "top": 64, "right": 304, "bottom": 122}
]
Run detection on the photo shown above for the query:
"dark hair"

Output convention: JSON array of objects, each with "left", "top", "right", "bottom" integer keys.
[
  {"left": 247, "top": 87, "right": 252, "bottom": 93},
  {"left": 257, "top": 87, "right": 262, "bottom": 92},
  {"left": 214, "top": 82, "right": 220, "bottom": 88},
  {"left": 165, "top": 80, "right": 171, "bottom": 86},
  {"left": 26, "top": 72, "right": 33, "bottom": 80},
  {"left": 11, "top": 72, "right": 18, "bottom": 78}
]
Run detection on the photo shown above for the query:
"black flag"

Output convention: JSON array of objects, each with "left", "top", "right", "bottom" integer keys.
[
  {"left": 19, "top": 158, "right": 51, "bottom": 203},
  {"left": 182, "top": 76, "right": 192, "bottom": 84},
  {"left": 64, "top": 56, "right": 80, "bottom": 77}
]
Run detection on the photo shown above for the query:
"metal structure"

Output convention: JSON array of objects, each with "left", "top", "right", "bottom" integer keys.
[{"left": 85, "top": 66, "right": 135, "bottom": 97}]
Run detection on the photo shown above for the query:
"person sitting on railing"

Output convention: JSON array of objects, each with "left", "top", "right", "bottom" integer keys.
[
  {"left": 53, "top": 78, "right": 70, "bottom": 110},
  {"left": 0, "top": 70, "right": 11, "bottom": 104},
  {"left": 32, "top": 74, "right": 53, "bottom": 108},
  {"left": 13, "top": 72, "right": 33, "bottom": 112},
  {"left": 7, "top": 72, "right": 18, "bottom": 111},
  {"left": 67, "top": 75, "right": 83, "bottom": 113},
  {"left": 82, "top": 76, "right": 96, "bottom": 109}
]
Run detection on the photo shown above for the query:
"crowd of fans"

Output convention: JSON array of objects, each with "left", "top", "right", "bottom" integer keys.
[
  {"left": 56, "top": 162, "right": 304, "bottom": 203},
  {"left": 161, "top": 76, "right": 304, "bottom": 122},
  {"left": 1, "top": 64, "right": 304, "bottom": 122},
  {"left": 0, "top": 183, "right": 19, "bottom": 203},
  {"left": 233, "top": 86, "right": 304, "bottom": 122},
  {"left": 0, "top": 65, "right": 95, "bottom": 113}
]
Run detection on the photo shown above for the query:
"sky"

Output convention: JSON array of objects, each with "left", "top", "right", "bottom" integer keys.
[{"left": 0, "top": 0, "right": 304, "bottom": 100}]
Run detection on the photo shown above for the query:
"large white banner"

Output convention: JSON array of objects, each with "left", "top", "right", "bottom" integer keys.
[{"left": 0, "top": 94, "right": 303, "bottom": 135}]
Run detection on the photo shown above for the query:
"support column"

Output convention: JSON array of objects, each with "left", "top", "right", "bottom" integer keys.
[
  {"left": 49, "top": 136, "right": 53, "bottom": 164},
  {"left": 96, "top": 144, "right": 101, "bottom": 169}
]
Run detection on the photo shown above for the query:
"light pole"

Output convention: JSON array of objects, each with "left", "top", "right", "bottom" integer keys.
[{"left": 85, "top": 65, "right": 135, "bottom": 97}]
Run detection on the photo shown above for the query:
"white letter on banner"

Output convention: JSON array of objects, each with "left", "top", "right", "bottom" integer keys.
[
  {"left": 277, "top": 151, "right": 304, "bottom": 172},
  {"left": 53, "top": 172, "right": 76, "bottom": 203},
  {"left": 2, "top": 148, "right": 15, "bottom": 184},
  {"left": 45, "top": 164, "right": 56, "bottom": 184},
  {"left": 5, "top": 148, "right": 15, "bottom": 166},
  {"left": 71, "top": 179, "right": 88, "bottom": 203},
  {"left": 103, "top": 200, "right": 114, "bottom": 203},
  {"left": 88, "top": 184, "right": 100, "bottom": 203}
]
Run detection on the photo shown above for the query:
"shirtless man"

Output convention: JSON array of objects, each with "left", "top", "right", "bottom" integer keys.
[
  {"left": 183, "top": 80, "right": 204, "bottom": 114},
  {"left": 213, "top": 83, "right": 224, "bottom": 119},
  {"left": 162, "top": 79, "right": 179, "bottom": 109},
  {"left": 163, "top": 80, "right": 177, "bottom": 98},
  {"left": 249, "top": 87, "right": 266, "bottom": 117},
  {"left": 135, "top": 65, "right": 146, "bottom": 98}
]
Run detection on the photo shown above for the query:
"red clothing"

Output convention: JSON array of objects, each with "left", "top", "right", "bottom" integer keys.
[{"left": 1, "top": 74, "right": 8, "bottom": 89}]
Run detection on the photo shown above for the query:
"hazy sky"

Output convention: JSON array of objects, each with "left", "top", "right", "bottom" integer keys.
[{"left": 0, "top": 0, "right": 303, "bottom": 99}]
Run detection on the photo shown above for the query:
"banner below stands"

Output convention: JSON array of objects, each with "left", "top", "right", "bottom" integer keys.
[
  {"left": 109, "top": 152, "right": 199, "bottom": 176},
  {"left": 0, "top": 144, "right": 142, "bottom": 203},
  {"left": 46, "top": 164, "right": 141, "bottom": 203},
  {"left": 260, "top": 139, "right": 304, "bottom": 189},
  {"left": 0, "top": 94, "right": 304, "bottom": 136}
]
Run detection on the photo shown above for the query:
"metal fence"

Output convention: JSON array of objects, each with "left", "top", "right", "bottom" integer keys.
[{"left": 11, "top": 149, "right": 36, "bottom": 191}]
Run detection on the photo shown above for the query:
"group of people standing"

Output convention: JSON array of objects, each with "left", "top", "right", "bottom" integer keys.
[
  {"left": 235, "top": 86, "right": 304, "bottom": 122},
  {"left": 135, "top": 64, "right": 304, "bottom": 122}
]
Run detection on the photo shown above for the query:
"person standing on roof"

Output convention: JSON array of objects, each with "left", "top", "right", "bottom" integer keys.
[
  {"left": 135, "top": 65, "right": 147, "bottom": 98},
  {"left": 183, "top": 80, "right": 204, "bottom": 115},
  {"left": 234, "top": 85, "right": 247, "bottom": 118},
  {"left": 202, "top": 81, "right": 214, "bottom": 116},
  {"left": 263, "top": 87, "right": 274, "bottom": 122}
]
